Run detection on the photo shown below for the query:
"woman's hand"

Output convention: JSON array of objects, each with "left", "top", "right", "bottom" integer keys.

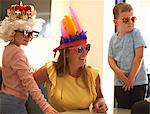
[{"left": 94, "top": 98, "right": 108, "bottom": 113}]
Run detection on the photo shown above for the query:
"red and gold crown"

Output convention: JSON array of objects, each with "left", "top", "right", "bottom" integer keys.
[
  {"left": 0, "top": 1, "right": 45, "bottom": 42},
  {"left": 7, "top": 1, "right": 36, "bottom": 20}
]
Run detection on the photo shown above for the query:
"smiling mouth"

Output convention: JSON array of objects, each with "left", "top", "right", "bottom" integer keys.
[
  {"left": 79, "top": 57, "right": 86, "bottom": 60},
  {"left": 24, "top": 40, "right": 29, "bottom": 42}
]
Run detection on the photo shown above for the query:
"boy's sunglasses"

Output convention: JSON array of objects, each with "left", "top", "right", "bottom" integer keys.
[
  {"left": 118, "top": 16, "right": 137, "bottom": 24},
  {"left": 69, "top": 44, "right": 91, "bottom": 53},
  {"left": 15, "top": 30, "right": 39, "bottom": 38}
]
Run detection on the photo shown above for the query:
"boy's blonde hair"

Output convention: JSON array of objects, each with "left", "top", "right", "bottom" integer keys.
[{"left": 113, "top": 3, "right": 133, "bottom": 19}]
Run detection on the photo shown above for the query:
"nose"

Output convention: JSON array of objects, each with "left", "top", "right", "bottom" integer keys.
[
  {"left": 81, "top": 48, "right": 88, "bottom": 56},
  {"left": 24, "top": 35, "right": 33, "bottom": 41}
]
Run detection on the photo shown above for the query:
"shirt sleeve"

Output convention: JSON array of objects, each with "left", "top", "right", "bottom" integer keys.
[
  {"left": 10, "top": 50, "right": 50, "bottom": 112},
  {"left": 132, "top": 28, "right": 147, "bottom": 49},
  {"left": 87, "top": 66, "right": 99, "bottom": 85},
  {"left": 46, "top": 61, "right": 57, "bottom": 97}
]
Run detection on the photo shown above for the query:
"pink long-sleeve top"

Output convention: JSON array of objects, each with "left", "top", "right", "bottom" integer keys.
[{"left": 1, "top": 44, "right": 49, "bottom": 112}]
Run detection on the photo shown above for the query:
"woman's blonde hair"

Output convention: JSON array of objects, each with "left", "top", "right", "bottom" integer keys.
[{"left": 53, "top": 48, "right": 92, "bottom": 92}]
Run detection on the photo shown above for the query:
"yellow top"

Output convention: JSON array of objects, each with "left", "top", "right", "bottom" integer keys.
[{"left": 46, "top": 62, "right": 99, "bottom": 112}]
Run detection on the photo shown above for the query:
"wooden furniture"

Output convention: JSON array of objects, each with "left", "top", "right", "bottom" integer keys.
[{"left": 60, "top": 108, "right": 131, "bottom": 114}]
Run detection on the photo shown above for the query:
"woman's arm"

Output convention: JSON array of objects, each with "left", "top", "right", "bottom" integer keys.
[
  {"left": 33, "top": 66, "right": 50, "bottom": 84},
  {"left": 94, "top": 75, "right": 108, "bottom": 113},
  {"left": 95, "top": 75, "right": 103, "bottom": 98}
]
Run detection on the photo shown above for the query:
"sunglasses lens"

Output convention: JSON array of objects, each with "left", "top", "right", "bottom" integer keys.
[
  {"left": 122, "top": 17, "right": 129, "bottom": 24},
  {"left": 78, "top": 47, "right": 83, "bottom": 53},
  {"left": 86, "top": 44, "right": 90, "bottom": 51},
  {"left": 32, "top": 32, "right": 39, "bottom": 38},
  {"left": 131, "top": 17, "right": 136, "bottom": 22},
  {"left": 122, "top": 16, "right": 136, "bottom": 24},
  {"left": 23, "top": 30, "right": 29, "bottom": 36}
]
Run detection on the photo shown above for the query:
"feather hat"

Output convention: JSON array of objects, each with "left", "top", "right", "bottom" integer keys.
[{"left": 53, "top": 7, "right": 87, "bottom": 53}]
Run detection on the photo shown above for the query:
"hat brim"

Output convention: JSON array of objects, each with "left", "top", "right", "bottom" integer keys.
[{"left": 53, "top": 39, "right": 86, "bottom": 52}]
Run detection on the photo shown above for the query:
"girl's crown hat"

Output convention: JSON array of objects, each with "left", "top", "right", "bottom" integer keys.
[
  {"left": 0, "top": 1, "right": 45, "bottom": 42},
  {"left": 53, "top": 7, "right": 87, "bottom": 53}
]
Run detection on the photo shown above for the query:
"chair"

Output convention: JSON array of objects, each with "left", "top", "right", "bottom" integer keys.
[
  {"left": 131, "top": 73, "right": 150, "bottom": 114},
  {"left": 131, "top": 100, "right": 150, "bottom": 114}
]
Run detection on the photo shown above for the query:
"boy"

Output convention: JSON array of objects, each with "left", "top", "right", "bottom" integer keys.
[{"left": 108, "top": 3, "right": 148, "bottom": 109}]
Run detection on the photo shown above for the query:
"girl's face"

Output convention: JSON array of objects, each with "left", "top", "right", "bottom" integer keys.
[
  {"left": 114, "top": 11, "right": 136, "bottom": 35},
  {"left": 14, "top": 30, "right": 33, "bottom": 46},
  {"left": 13, "top": 30, "right": 39, "bottom": 46},
  {"left": 67, "top": 43, "right": 91, "bottom": 68}
]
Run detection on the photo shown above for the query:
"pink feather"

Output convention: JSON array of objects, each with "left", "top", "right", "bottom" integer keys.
[
  {"left": 61, "top": 22, "right": 69, "bottom": 38},
  {"left": 69, "top": 6, "right": 83, "bottom": 33}
]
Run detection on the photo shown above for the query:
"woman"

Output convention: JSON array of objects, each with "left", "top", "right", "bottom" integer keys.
[{"left": 33, "top": 7, "right": 108, "bottom": 113}]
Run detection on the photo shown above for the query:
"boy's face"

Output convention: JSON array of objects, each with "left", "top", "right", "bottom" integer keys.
[{"left": 114, "top": 11, "right": 136, "bottom": 35}]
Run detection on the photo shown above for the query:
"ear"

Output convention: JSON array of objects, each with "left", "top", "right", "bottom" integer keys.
[
  {"left": 30, "top": 38, "right": 33, "bottom": 41},
  {"left": 113, "top": 19, "right": 117, "bottom": 25}
]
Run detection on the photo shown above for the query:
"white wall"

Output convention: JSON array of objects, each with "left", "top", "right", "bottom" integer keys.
[
  {"left": 70, "top": 0, "right": 104, "bottom": 76},
  {"left": 50, "top": 0, "right": 71, "bottom": 51},
  {"left": 103, "top": 1, "right": 115, "bottom": 113}
]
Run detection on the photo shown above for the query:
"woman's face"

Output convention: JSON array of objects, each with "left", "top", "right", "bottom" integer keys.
[{"left": 67, "top": 43, "right": 91, "bottom": 68}]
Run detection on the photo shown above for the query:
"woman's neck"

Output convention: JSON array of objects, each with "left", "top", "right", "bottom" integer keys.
[{"left": 68, "top": 64, "right": 80, "bottom": 77}]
